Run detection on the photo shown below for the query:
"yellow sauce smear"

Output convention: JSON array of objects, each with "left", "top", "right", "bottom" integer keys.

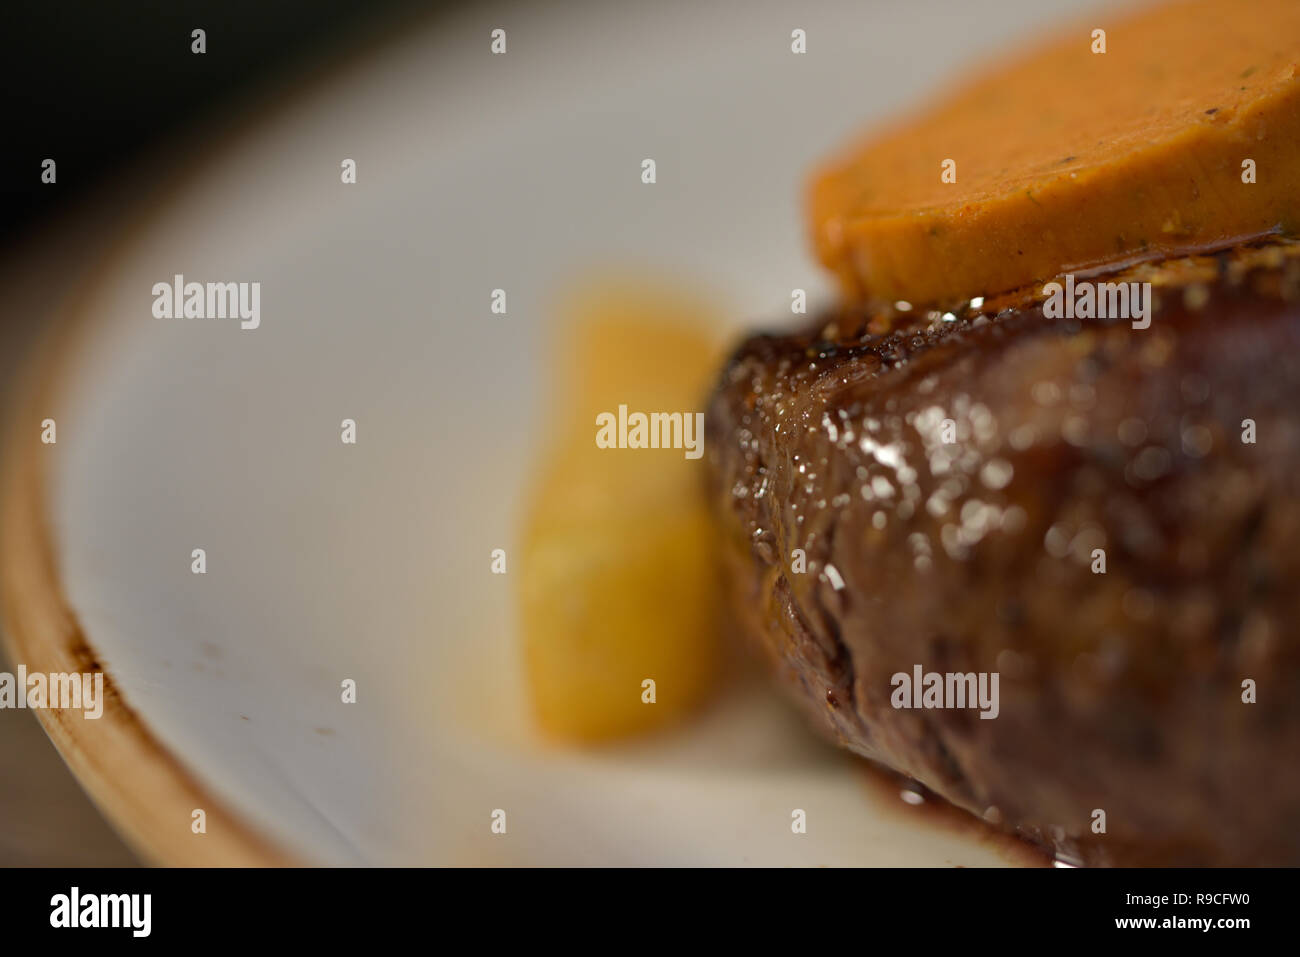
[{"left": 517, "top": 278, "right": 727, "bottom": 742}]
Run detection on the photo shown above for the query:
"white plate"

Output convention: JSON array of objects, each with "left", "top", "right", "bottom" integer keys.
[{"left": 10, "top": 0, "right": 1095, "bottom": 865}]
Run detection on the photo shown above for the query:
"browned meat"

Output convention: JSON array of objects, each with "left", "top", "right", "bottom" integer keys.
[{"left": 705, "top": 243, "right": 1300, "bottom": 866}]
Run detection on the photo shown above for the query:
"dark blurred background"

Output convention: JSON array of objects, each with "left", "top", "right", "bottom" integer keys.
[
  {"left": 2, "top": 0, "right": 429, "bottom": 248},
  {"left": 0, "top": 0, "right": 426, "bottom": 866}
]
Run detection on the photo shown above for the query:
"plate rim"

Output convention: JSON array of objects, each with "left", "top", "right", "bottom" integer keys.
[
  {"left": 0, "top": 29, "right": 386, "bottom": 866},
  {"left": 0, "top": 278, "right": 297, "bottom": 866},
  {"left": 0, "top": 6, "right": 438, "bottom": 865}
]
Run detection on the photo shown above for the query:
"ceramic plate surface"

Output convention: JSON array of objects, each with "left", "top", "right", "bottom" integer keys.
[{"left": 4, "top": 0, "right": 1093, "bottom": 864}]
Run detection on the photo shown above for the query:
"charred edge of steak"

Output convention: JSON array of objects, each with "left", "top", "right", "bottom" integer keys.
[{"left": 705, "top": 241, "right": 1300, "bottom": 866}]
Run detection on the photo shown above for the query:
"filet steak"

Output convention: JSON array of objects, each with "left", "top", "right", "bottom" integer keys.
[{"left": 705, "top": 243, "right": 1300, "bottom": 866}]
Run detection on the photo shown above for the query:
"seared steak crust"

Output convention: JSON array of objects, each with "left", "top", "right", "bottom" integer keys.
[{"left": 706, "top": 244, "right": 1300, "bottom": 865}]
